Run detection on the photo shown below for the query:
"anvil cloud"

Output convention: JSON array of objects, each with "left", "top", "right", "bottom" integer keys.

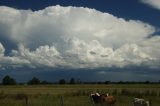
[
  {"left": 0, "top": 5, "right": 159, "bottom": 69},
  {"left": 141, "top": 0, "right": 160, "bottom": 10}
]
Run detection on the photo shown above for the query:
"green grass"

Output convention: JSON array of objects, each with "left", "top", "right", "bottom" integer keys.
[{"left": 0, "top": 84, "right": 160, "bottom": 106}]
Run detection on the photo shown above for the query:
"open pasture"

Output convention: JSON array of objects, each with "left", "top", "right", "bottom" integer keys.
[{"left": 0, "top": 84, "right": 160, "bottom": 106}]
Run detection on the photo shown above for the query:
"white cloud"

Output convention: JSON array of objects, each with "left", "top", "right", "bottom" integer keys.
[
  {"left": 0, "top": 5, "right": 155, "bottom": 48},
  {"left": 65, "top": 39, "right": 153, "bottom": 68},
  {"left": 0, "top": 39, "right": 157, "bottom": 69},
  {"left": 141, "top": 0, "right": 160, "bottom": 10},
  {"left": 0, "top": 43, "right": 31, "bottom": 68},
  {"left": 0, "top": 5, "right": 159, "bottom": 69},
  {"left": 0, "top": 43, "right": 5, "bottom": 57}
]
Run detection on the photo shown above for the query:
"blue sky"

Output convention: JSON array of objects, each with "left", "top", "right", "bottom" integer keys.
[{"left": 0, "top": 0, "right": 160, "bottom": 82}]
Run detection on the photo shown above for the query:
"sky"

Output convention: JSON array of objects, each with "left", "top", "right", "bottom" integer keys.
[{"left": 0, "top": 0, "right": 160, "bottom": 82}]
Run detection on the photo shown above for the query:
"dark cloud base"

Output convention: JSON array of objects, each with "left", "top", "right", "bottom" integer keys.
[{"left": 0, "top": 67, "right": 159, "bottom": 83}]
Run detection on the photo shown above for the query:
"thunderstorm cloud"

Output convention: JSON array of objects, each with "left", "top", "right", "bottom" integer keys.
[
  {"left": 0, "top": 5, "right": 160, "bottom": 69},
  {"left": 141, "top": 0, "right": 160, "bottom": 10}
]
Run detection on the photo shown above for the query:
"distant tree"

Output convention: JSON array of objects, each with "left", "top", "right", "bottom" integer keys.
[
  {"left": 59, "top": 79, "right": 66, "bottom": 84},
  {"left": 145, "top": 80, "right": 150, "bottom": 84},
  {"left": 76, "top": 78, "right": 82, "bottom": 84},
  {"left": 2, "top": 75, "right": 16, "bottom": 85},
  {"left": 69, "top": 78, "right": 75, "bottom": 84},
  {"left": 117, "top": 81, "right": 124, "bottom": 84},
  {"left": 27, "top": 77, "right": 40, "bottom": 85},
  {"left": 104, "top": 81, "right": 110, "bottom": 84},
  {"left": 97, "top": 82, "right": 103, "bottom": 84},
  {"left": 41, "top": 80, "right": 51, "bottom": 85}
]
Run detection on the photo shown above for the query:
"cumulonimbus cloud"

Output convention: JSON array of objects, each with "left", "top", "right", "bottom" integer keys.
[
  {"left": 141, "top": 0, "right": 160, "bottom": 10},
  {"left": 0, "top": 5, "right": 159, "bottom": 69}
]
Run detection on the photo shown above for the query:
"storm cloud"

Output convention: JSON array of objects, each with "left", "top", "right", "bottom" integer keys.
[
  {"left": 0, "top": 5, "right": 159, "bottom": 69},
  {"left": 141, "top": 0, "right": 160, "bottom": 10}
]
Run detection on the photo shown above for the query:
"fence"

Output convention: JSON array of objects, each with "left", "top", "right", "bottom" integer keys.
[
  {"left": 0, "top": 95, "right": 96, "bottom": 106},
  {"left": 0, "top": 90, "right": 158, "bottom": 106}
]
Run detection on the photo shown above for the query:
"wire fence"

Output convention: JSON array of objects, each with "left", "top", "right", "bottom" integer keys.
[{"left": 0, "top": 91, "right": 156, "bottom": 106}]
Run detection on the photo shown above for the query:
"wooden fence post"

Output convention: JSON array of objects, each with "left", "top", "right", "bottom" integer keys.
[
  {"left": 60, "top": 96, "right": 64, "bottom": 106},
  {"left": 25, "top": 96, "right": 28, "bottom": 106}
]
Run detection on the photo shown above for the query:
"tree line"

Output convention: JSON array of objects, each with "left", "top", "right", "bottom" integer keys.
[
  {"left": 1, "top": 75, "right": 160, "bottom": 85},
  {"left": 0, "top": 75, "right": 79, "bottom": 85}
]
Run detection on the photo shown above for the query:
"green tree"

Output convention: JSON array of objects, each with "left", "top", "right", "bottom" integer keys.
[
  {"left": 69, "top": 78, "right": 75, "bottom": 84},
  {"left": 104, "top": 81, "right": 110, "bottom": 84},
  {"left": 41, "top": 80, "right": 51, "bottom": 85},
  {"left": 2, "top": 75, "right": 16, "bottom": 85},
  {"left": 59, "top": 79, "right": 66, "bottom": 84},
  {"left": 27, "top": 77, "right": 40, "bottom": 85}
]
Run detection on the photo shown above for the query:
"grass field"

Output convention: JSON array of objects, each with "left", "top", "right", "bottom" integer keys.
[{"left": 0, "top": 84, "right": 160, "bottom": 106}]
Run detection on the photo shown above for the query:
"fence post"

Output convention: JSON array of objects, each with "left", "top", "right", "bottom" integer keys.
[
  {"left": 25, "top": 96, "right": 28, "bottom": 106},
  {"left": 60, "top": 96, "right": 64, "bottom": 106}
]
